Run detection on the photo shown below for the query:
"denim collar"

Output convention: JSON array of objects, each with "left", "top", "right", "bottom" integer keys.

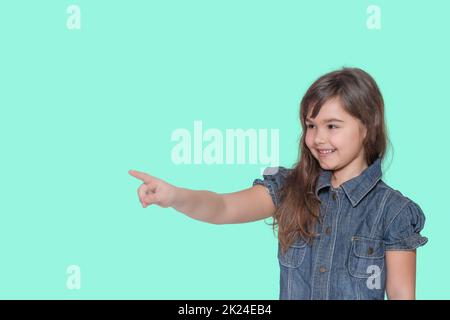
[{"left": 315, "top": 157, "right": 382, "bottom": 207}]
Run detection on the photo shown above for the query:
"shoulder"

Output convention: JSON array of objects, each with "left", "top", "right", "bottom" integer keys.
[
  {"left": 252, "top": 166, "right": 294, "bottom": 207},
  {"left": 253, "top": 165, "right": 294, "bottom": 189},
  {"left": 261, "top": 166, "right": 293, "bottom": 178},
  {"left": 373, "top": 181, "right": 428, "bottom": 249},
  {"left": 375, "top": 181, "right": 424, "bottom": 224}
]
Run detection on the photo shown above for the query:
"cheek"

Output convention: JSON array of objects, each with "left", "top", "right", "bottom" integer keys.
[
  {"left": 305, "top": 132, "right": 314, "bottom": 148},
  {"left": 335, "top": 130, "right": 361, "bottom": 149},
  {"left": 330, "top": 135, "right": 343, "bottom": 147}
]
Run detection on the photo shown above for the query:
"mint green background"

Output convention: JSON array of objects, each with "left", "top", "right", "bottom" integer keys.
[{"left": 0, "top": 0, "right": 448, "bottom": 299}]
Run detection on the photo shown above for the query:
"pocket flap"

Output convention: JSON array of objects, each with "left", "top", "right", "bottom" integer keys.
[
  {"left": 278, "top": 239, "right": 308, "bottom": 268},
  {"left": 348, "top": 236, "right": 386, "bottom": 279},
  {"left": 352, "top": 236, "right": 385, "bottom": 259}
]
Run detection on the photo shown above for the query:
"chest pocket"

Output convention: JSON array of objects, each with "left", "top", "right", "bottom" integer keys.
[
  {"left": 278, "top": 239, "right": 308, "bottom": 268},
  {"left": 347, "top": 236, "right": 385, "bottom": 278}
]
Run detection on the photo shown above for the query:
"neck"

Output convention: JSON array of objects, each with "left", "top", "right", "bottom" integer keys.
[{"left": 331, "top": 156, "right": 368, "bottom": 188}]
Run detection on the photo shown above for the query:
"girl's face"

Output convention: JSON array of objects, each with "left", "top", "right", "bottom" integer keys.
[{"left": 305, "top": 97, "right": 367, "bottom": 171}]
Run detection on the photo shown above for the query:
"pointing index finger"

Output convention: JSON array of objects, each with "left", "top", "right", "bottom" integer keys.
[{"left": 128, "top": 170, "right": 153, "bottom": 183}]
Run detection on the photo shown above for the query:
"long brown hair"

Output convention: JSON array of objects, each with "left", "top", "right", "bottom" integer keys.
[{"left": 272, "top": 67, "right": 390, "bottom": 255}]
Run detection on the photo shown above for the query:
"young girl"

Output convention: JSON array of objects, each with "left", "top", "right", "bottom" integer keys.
[{"left": 129, "top": 67, "right": 428, "bottom": 300}]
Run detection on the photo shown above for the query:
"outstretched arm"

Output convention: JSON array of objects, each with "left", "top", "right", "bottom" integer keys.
[{"left": 129, "top": 170, "right": 276, "bottom": 225}]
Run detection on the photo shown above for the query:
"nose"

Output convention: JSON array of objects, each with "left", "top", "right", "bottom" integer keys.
[{"left": 313, "top": 127, "right": 328, "bottom": 146}]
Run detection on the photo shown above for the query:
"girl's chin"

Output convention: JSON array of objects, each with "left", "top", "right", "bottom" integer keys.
[
  {"left": 316, "top": 156, "right": 339, "bottom": 169},
  {"left": 317, "top": 154, "right": 337, "bottom": 162}
]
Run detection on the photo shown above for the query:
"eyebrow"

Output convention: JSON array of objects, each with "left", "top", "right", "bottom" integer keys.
[{"left": 305, "top": 117, "right": 345, "bottom": 123}]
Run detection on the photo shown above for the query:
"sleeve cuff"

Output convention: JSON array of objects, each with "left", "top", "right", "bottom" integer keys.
[{"left": 384, "top": 233, "right": 428, "bottom": 251}]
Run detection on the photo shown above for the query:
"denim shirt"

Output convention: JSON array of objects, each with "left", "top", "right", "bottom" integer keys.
[{"left": 253, "top": 158, "right": 428, "bottom": 300}]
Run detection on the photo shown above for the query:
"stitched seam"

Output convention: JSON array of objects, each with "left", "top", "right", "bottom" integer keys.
[
  {"left": 310, "top": 192, "right": 331, "bottom": 299},
  {"left": 383, "top": 200, "right": 412, "bottom": 239},
  {"left": 369, "top": 188, "right": 390, "bottom": 238},
  {"left": 325, "top": 190, "right": 342, "bottom": 299}
]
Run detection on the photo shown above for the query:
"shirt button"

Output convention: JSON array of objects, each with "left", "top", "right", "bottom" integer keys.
[
  {"left": 367, "top": 247, "right": 374, "bottom": 255},
  {"left": 332, "top": 192, "right": 337, "bottom": 200},
  {"left": 325, "top": 227, "right": 332, "bottom": 235},
  {"left": 319, "top": 266, "right": 327, "bottom": 273}
]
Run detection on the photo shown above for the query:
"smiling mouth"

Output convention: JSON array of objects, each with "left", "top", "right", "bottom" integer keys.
[{"left": 317, "top": 149, "right": 336, "bottom": 156}]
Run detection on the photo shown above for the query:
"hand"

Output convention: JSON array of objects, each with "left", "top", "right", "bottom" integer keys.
[{"left": 128, "top": 170, "right": 178, "bottom": 208}]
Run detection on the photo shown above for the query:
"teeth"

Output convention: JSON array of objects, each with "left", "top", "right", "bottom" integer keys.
[{"left": 319, "top": 149, "right": 335, "bottom": 154}]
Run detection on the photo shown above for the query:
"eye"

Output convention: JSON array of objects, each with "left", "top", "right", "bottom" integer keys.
[{"left": 306, "top": 124, "right": 338, "bottom": 129}]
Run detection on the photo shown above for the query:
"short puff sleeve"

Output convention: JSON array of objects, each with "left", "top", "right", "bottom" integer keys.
[
  {"left": 384, "top": 201, "right": 428, "bottom": 250},
  {"left": 252, "top": 166, "right": 291, "bottom": 208}
]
